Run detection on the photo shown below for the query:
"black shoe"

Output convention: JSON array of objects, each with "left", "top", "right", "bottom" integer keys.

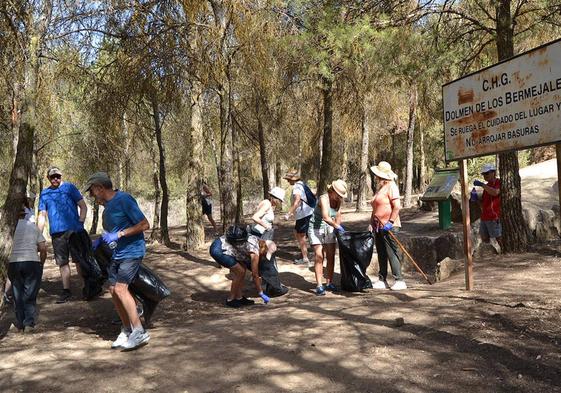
[
  {"left": 238, "top": 297, "right": 255, "bottom": 306},
  {"left": 56, "top": 291, "right": 71, "bottom": 304},
  {"left": 225, "top": 299, "right": 242, "bottom": 308}
]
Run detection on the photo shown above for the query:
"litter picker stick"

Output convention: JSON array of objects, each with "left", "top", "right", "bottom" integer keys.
[{"left": 387, "top": 230, "right": 432, "bottom": 285}]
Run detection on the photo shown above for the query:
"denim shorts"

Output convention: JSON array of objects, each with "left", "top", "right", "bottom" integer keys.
[
  {"left": 209, "top": 238, "right": 249, "bottom": 269},
  {"left": 308, "top": 225, "right": 336, "bottom": 246},
  {"left": 480, "top": 220, "right": 502, "bottom": 239},
  {"left": 108, "top": 257, "right": 141, "bottom": 286}
]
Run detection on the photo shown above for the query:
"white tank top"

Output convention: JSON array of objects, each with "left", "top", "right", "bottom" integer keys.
[{"left": 254, "top": 205, "right": 274, "bottom": 233}]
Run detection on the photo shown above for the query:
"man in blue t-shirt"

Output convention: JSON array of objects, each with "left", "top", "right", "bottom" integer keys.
[
  {"left": 38, "top": 166, "right": 87, "bottom": 303},
  {"left": 85, "top": 172, "right": 151, "bottom": 351}
]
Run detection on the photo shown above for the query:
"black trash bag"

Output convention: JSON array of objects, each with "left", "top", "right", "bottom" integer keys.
[
  {"left": 259, "top": 255, "right": 288, "bottom": 297},
  {"left": 93, "top": 242, "right": 112, "bottom": 280},
  {"left": 337, "top": 231, "right": 374, "bottom": 292},
  {"left": 130, "top": 264, "right": 172, "bottom": 303},
  {"left": 69, "top": 230, "right": 103, "bottom": 300}
]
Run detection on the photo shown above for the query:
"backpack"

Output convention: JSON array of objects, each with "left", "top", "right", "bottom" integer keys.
[{"left": 301, "top": 183, "right": 317, "bottom": 208}]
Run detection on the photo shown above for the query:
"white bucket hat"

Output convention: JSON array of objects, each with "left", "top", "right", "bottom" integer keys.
[
  {"left": 370, "top": 161, "right": 397, "bottom": 181},
  {"left": 329, "top": 179, "right": 348, "bottom": 198},
  {"left": 481, "top": 163, "right": 496, "bottom": 174},
  {"left": 268, "top": 187, "right": 285, "bottom": 202}
]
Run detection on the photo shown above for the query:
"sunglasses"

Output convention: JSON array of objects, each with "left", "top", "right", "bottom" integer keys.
[{"left": 49, "top": 174, "right": 62, "bottom": 180}]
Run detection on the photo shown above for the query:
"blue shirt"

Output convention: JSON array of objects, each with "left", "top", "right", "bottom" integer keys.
[
  {"left": 102, "top": 191, "right": 146, "bottom": 260},
  {"left": 39, "top": 182, "right": 83, "bottom": 235}
]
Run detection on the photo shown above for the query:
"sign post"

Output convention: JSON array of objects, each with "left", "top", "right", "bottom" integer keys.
[{"left": 443, "top": 38, "right": 561, "bottom": 290}]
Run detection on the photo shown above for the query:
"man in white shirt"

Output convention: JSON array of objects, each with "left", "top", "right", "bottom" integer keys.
[
  {"left": 8, "top": 206, "right": 47, "bottom": 332},
  {"left": 283, "top": 171, "right": 314, "bottom": 266}
]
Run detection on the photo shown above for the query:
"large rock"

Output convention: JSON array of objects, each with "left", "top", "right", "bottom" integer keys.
[
  {"left": 450, "top": 191, "right": 481, "bottom": 223},
  {"left": 523, "top": 204, "right": 561, "bottom": 243},
  {"left": 435, "top": 257, "right": 463, "bottom": 282}
]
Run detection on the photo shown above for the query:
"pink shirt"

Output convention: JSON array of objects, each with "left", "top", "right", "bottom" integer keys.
[{"left": 371, "top": 182, "right": 401, "bottom": 228}]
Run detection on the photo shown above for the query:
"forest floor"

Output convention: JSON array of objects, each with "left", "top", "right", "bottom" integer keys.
[{"left": 1, "top": 208, "right": 561, "bottom": 393}]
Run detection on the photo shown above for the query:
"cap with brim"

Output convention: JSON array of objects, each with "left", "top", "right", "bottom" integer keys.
[
  {"left": 283, "top": 171, "right": 301, "bottom": 181},
  {"left": 268, "top": 187, "right": 285, "bottom": 202},
  {"left": 84, "top": 172, "right": 111, "bottom": 192},
  {"left": 370, "top": 161, "right": 397, "bottom": 181},
  {"left": 47, "top": 167, "right": 62, "bottom": 177},
  {"left": 481, "top": 163, "right": 496, "bottom": 174},
  {"left": 329, "top": 179, "right": 348, "bottom": 198}
]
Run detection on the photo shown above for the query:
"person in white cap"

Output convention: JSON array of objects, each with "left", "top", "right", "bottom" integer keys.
[
  {"left": 308, "top": 179, "right": 347, "bottom": 296},
  {"left": 38, "top": 166, "right": 87, "bottom": 303},
  {"left": 369, "top": 161, "right": 406, "bottom": 291},
  {"left": 473, "top": 163, "right": 502, "bottom": 249},
  {"left": 250, "top": 187, "right": 285, "bottom": 259}
]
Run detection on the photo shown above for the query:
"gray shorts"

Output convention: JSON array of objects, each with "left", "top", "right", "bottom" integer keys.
[
  {"left": 108, "top": 258, "right": 141, "bottom": 286},
  {"left": 480, "top": 220, "right": 501, "bottom": 239},
  {"left": 308, "top": 225, "right": 336, "bottom": 246}
]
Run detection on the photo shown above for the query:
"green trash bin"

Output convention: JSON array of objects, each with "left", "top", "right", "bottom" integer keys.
[{"left": 438, "top": 198, "right": 452, "bottom": 230}]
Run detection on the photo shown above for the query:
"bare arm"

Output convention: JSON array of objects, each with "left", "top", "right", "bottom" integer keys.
[
  {"left": 252, "top": 200, "right": 272, "bottom": 228},
  {"left": 250, "top": 252, "right": 263, "bottom": 294},
  {"left": 38, "top": 241, "right": 47, "bottom": 264},
  {"left": 77, "top": 199, "right": 87, "bottom": 223},
  {"left": 389, "top": 198, "right": 401, "bottom": 223},
  {"left": 37, "top": 211, "right": 47, "bottom": 233},
  {"left": 482, "top": 184, "right": 500, "bottom": 197},
  {"left": 118, "top": 218, "right": 150, "bottom": 239},
  {"left": 287, "top": 193, "right": 301, "bottom": 216},
  {"left": 320, "top": 195, "right": 339, "bottom": 229}
]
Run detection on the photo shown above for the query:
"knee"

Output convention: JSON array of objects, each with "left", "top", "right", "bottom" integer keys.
[{"left": 113, "top": 284, "right": 128, "bottom": 297}]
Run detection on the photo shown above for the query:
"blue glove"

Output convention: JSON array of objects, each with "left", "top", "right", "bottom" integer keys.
[
  {"left": 102, "top": 231, "right": 119, "bottom": 244},
  {"left": 383, "top": 221, "right": 393, "bottom": 231},
  {"left": 259, "top": 292, "right": 270, "bottom": 304},
  {"left": 91, "top": 237, "right": 102, "bottom": 251},
  {"left": 335, "top": 225, "right": 346, "bottom": 234},
  {"left": 473, "top": 180, "right": 484, "bottom": 187}
]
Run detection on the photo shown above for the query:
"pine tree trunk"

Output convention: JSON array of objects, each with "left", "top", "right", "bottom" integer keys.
[
  {"left": 184, "top": 80, "right": 205, "bottom": 249},
  {"left": 256, "top": 98, "right": 270, "bottom": 199},
  {"left": 404, "top": 85, "right": 417, "bottom": 208},
  {"left": 495, "top": 0, "right": 528, "bottom": 252},
  {"left": 356, "top": 102, "right": 370, "bottom": 212},
  {"left": 318, "top": 76, "right": 333, "bottom": 195},
  {"left": 152, "top": 96, "right": 170, "bottom": 245},
  {"left": 419, "top": 120, "right": 427, "bottom": 191},
  {"left": 219, "top": 90, "right": 235, "bottom": 229},
  {"left": 150, "top": 137, "right": 161, "bottom": 241},
  {"left": 89, "top": 201, "right": 99, "bottom": 235}
]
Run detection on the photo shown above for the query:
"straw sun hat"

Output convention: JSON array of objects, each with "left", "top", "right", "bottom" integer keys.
[
  {"left": 370, "top": 161, "right": 397, "bottom": 181},
  {"left": 283, "top": 170, "right": 301, "bottom": 181},
  {"left": 329, "top": 179, "right": 348, "bottom": 198}
]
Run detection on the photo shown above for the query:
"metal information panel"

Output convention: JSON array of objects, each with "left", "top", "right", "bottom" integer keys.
[
  {"left": 443, "top": 39, "right": 561, "bottom": 162},
  {"left": 421, "top": 168, "right": 459, "bottom": 202}
]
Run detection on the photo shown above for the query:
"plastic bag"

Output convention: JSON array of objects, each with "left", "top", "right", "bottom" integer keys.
[
  {"left": 337, "top": 231, "right": 374, "bottom": 292},
  {"left": 259, "top": 255, "right": 288, "bottom": 297},
  {"left": 130, "top": 264, "right": 171, "bottom": 303},
  {"left": 69, "top": 230, "right": 103, "bottom": 300}
]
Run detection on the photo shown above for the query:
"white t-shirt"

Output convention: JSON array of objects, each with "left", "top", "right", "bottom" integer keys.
[
  {"left": 9, "top": 219, "right": 45, "bottom": 263},
  {"left": 292, "top": 181, "right": 314, "bottom": 220}
]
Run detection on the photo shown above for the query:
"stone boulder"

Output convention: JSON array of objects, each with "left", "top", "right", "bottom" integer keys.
[
  {"left": 435, "top": 257, "right": 463, "bottom": 282},
  {"left": 450, "top": 191, "right": 481, "bottom": 223}
]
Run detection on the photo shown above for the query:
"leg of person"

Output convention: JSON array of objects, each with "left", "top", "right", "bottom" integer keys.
[
  {"left": 52, "top": 233, "right": 71, "bottom": 303},
  {"left": 383, "top": 229, "right": 406, "bottom": 290},
  {"left": 479, "top": 220, "right": 490, "bottom": 243},
  {"left": 373, "top": 231, "right": 390, "bottom": 289},
  {"left": 22, "top": 262, "right": 43, "bottom": 329},
  {"left": 107, "top": 259, "right": 132, "bottom": 348},
  {"left": 294, "top": 217, "right": 311, "bottom": 265},
  {"left": 313, "top": 244, "right": 325, "bottom": 295},
  {"left": 207, "top": 214, "right": 218, "bottom": 234},
  {"left": 489, "top": 220, "right": 502, "bottom": 253},
  {"left": 209, "top": 239, "right": 247, "bottom": 307},
  {"left": 8, "top": 263, "right": 24, "bottom": 330},
  {"left": 324, "top": 242, "right": 337, "bottom": 291},
  {"left": 114, "top": 258, "right": 149, "bottom": 351}
]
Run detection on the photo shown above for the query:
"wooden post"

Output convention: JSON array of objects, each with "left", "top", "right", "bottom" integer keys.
[
  {"left": 557, "top": 144, "right": 561, "bottom": 213},
  {"left": 459, "top": 159, "right": 474, "bottom": 290}
]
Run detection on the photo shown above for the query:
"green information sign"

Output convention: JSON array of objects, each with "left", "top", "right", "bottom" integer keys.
[{"left": 421, "top": 168, "right": 460, "bottom": 202}]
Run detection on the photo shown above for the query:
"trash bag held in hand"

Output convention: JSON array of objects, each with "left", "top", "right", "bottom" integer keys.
[
  {"left": 336, "top": 231, "right": 374, "bottom": 292},
  {"left": 69, "top": 230, "right": 103, "bottom": 300},
  {"left": 258, "top": 255, "right": 288, "bottom": 297},
  {"left": 130, "top": 264, "right": 171, "bottom": 303}
]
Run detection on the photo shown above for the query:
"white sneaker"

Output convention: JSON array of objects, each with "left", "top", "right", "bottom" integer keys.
[
  {"left": 121, "top": 329, "right": 150, "bottom": 351},
  {"left": 293, "top": 258, "right": 309, "bottom": 265},
  {"left": 111, "top": 330, "right": 130, "bottom": 349},
  {"left": 391, "top": 280, "right": 407, "bottom": 291},
  {"left": 372, "top": 280, "right": 389, "bottom": 290}
]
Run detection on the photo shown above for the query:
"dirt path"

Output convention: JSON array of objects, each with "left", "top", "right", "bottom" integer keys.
[{"left": 2, "top": 211, "right": 561, "bottom": 393}]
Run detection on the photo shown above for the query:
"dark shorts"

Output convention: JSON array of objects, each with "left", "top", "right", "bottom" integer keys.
[
  {"left": 209, "top": 238, "right": 249, "bottom": 269},
  {"left": 295, "top": 216, "right": 312, "bottom": 234},
  {"left": 108, "top": 258, "right": 142, "bottom": 286},
  {"left": 52, "top": 231, "right": 80, "bottom": 267},
  {"left": 480, "top": 220, "right": 502, "bottom": 239},
  {"left": 202, "top": 199, "right": 212, "bottom": 216}
]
